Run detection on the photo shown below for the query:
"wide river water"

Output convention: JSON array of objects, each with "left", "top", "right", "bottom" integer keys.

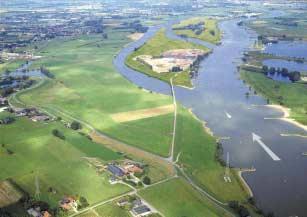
[{"left": 113, "top": 19, "right": 307, "bottom": 217}]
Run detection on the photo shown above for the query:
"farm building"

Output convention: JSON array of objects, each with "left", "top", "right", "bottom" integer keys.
[
  {"left": 117, "top": 198, "right": 129, "bottom": 207},
  {"left": 0, "top": 97, "right": 8, "bottom": 106},
  {"left": 131, "top": 205, "right": 152, "bottom": 217},
  {"left": 31, "top": 115, "right": 50, "bottom": 122},
  {"left": 107, "top": 164, "right": 126, "bottom": 177}
]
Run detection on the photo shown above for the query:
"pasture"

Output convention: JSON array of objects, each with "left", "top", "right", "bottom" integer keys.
[
  {"left": 14, "top": 30, "right": 174, "bottom": 157},
  {"left": 139, "top": 178, "right": 231, "bottom": 217}
]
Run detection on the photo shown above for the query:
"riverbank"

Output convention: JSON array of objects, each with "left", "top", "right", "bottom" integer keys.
[
  {"left": 266, "top": 104, "right": 307, "bottom": 132},
  {"left": 240, "top": 69, "right": 307, "bottom": 126}
]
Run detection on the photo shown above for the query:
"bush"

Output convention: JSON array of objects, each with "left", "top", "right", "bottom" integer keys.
[
  {"left": 142, "top": 176, "right": 151, "bottom": 185},
  {"left": 78, "top": 196, "right": 89, "bottom": 209},
  {"left": 52, "top": 129, "right": 65, "bottom": 140}
]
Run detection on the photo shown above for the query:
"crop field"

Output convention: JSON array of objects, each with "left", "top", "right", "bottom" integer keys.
[
  {"left": 139, "top": 178, "right": 231, "bottom": 217},
  {"left": 172, "top": 17, "right": 221, "bottom": 44},
  {"left": 110, "top": 104, "right": 174, "bottom": 123},
  {"left": 241, "top": 70, "right": 307, "bottom": 125},
  {"left": 174, "top": 107, "right": 248, "bottom": 203},
  {"left": 13, "top": 30, "right": 174, "bottom": 157},
  {"left": 125, "top": 29, "right": 210, "bottom": 88},
  {"left": 0, "top": 114, "right": 131, "bottom": 208},
  {"left": 0, "top": 180, "right": 24, "bottom": 208}
]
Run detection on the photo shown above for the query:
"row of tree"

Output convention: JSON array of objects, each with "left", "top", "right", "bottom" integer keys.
[{"left": 262, "top": 65, "right": 301, "bottom": 82}]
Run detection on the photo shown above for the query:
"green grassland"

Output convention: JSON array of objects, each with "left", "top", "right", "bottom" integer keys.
[
  {"left": 241, "top": 70, "right": 307, "bottom": 125},
  {"left": 0, "top": 114, "right": 131, "bottom": 208},
  {"left": 174, "top": 107, "right": 249, "bottom": 203},
  {"left": 10, "top": 29, "right": 251, "bottom": 214},
  {"left": 77, "top": 202, "right": 131, "bottom": 217},
  {"left": 13, "top": 31, "right": 174, "bottom": 157},
  {"left": 125, "top": 29, "right": 210, "bottom": 88},
  {"left": 0, "top": 59, "right": 25, "bottom": 74},
  {"left": 173, "top": 17, "right": 221, "bottom": 44},
  {"left": 139, "top": 178, "right": 230, "bottom": 217}
]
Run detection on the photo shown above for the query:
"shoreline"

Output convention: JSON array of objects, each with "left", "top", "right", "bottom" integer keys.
[
  {"left": 236, "top": 168, "right": 256, "bottom": 198},
  {"left": 265, "top": 104, "right": 307, "bottom": 132}
]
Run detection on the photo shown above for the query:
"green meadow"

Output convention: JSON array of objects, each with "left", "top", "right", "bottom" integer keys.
[
  {"left": 0, "top": 113, "right": 131, "bottom": 208},
  {"left": 241, "top": 70, "right": 307, "bottom": 125},
  {"left": 13, "top": 30, "right": 174, "bottom": 157},
  {"left": 139, "top": 178, "right": 231, "bottom": 217},
  {"left": 125, "top": 29, "right": 210, "bottom": 88},
  {"left": 173, "top": 17, "right": 222, "bottom": 44}
]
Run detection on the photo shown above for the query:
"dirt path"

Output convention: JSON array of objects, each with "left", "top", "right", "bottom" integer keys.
[{"left": 167, "top": 77, "right": 177, "bottom": 162}]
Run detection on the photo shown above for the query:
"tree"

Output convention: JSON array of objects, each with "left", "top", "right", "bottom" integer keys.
[
  {"left": 281, "top": 67, "right": 289, "bottom": 76},
  {"left": 70, "top": 121, "right": 82, "bottom": 130},
  {"left": 228, "top": 201, "right": 239, "bottom": 210},
  {"left": 142, "top": 176, "right": 151, "bottom": 185},
  {"left": 269, "top": 67, "right": 276, "bottom": 74},
  {"left": 289, "top": 71, "right": 301, "bottom": 82},
  {"left": 262, "top": 65, "right": 268, "bottom": 73}
]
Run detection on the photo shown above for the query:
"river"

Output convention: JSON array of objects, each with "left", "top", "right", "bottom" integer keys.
[{"left": 113, "top": 18, "right": 307, "bottom": 217}]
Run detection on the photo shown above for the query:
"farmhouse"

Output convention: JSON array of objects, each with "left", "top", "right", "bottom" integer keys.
[
  {"left": 27, "top": 208, "right": 51, "bottom": 217},
  {"left": 59, "top": 196, "right": 78, "bottom": 211},
  {"left": 123, "top": 163, "right": 143, "bottom": 174}
]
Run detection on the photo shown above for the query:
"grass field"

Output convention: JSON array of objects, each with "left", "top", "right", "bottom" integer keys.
[
  {"left": 77, "top": 202, "right": 131, "bottom": 217},
  {"left": 174, "top": 107, "right": 248, "bottom": 203},
  {"left": 241, "top": 69, "right": 307, "bottom": 125},
  {"left": 139, "top": 178, "right": 231, "bottom": 217},
  {"left": 125, "top": 29, "right": 210, "bottom": 88},
  {"left": 173, "top": 17, "right": 221, "bottom": 44},
  {"left": 0, "top": 114, "right": 131, "bottom": 208},
  {"left": 246, "top": 10, "right": 307, "bottom": 40},
  {"left": 14, "top": 31, "right": 174, "bottom": 157}
]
